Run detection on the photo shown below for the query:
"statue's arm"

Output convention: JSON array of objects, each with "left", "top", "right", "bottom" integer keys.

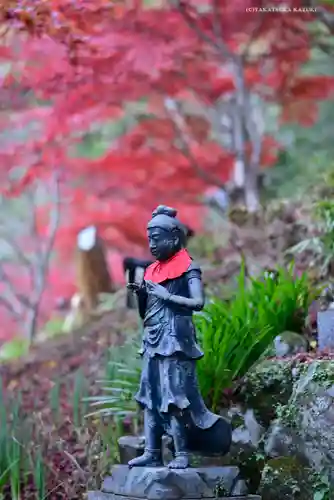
[{"left": 167, "top": 266, "right": 205, "bottom": 312}]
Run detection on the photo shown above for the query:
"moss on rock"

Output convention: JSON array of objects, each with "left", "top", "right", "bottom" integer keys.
[
  {"left": 264, "top": 331, "right": 308, "bottom": 358},
  {"left": 239, "top": 359, "right": 294, "bottom": 426},
  {"left": 303, "top": 360, "right": 334, "bottom": 388},
  {"left": 259, "top": 457, "right": 314, "bottom": 500},
  {"left": 264, "top": 360, "right": 334, "bottom": 490},
  {"left": 233, "top": 359, "right": 334, "bottom": 497}
]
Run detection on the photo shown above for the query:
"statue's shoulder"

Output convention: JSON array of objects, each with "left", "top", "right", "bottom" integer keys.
[{"left": 187, "top": 260, "right": 202, "bottom": 274}]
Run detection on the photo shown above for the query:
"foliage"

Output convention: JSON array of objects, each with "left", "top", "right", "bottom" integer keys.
[
  {"left": 0, "top": 179, "right": 61, "bottom": 341},
  {"left": 194, "top": 263, "right": 315, "bottom": 410},
  {"left": 0, "top": 369, "right": 102, "bottom": 498},
  {"left": 0, "top": 3, "right": 333, "bottom": 234},
  {"left": 0, "top": 338, "right": 30, "bottom": 361},
  {"left": 0, "top": 1, "right": 333, "bottom": 335},
  {"left": 0, "top": 382, "right": 46, "bottom": 499},
  {"left": 0, "top": 316, "right": 132, "bottom": 498},
  {"left": 311, "top": 470, "right": 331, "bottom": 500},
  {"left": 287, "top": 173, "right": 334, "bottom": 274},
  {"left": 86, "top": 333, "right": 142, "bottom": 423}
]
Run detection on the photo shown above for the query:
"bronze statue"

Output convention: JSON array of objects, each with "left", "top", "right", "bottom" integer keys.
[{"left": 127, "top": 206, "right": 231, "bottom": 469}]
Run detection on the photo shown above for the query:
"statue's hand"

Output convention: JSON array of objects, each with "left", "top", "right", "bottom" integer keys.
[
  {"left": 127, "top": 282, "right": 144, "bottom": 294},
  {"left": 146, "top": 281, "right": 170, "bottom": 300}
]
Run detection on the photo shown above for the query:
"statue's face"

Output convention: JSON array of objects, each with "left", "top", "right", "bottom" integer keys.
[{"left": 147, "top": 227, "right": 178, "bottom": 261}]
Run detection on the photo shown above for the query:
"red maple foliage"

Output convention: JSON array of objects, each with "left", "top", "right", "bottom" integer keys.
[{"left": 0, "top": 0, "right": 333, "bottom": 339}]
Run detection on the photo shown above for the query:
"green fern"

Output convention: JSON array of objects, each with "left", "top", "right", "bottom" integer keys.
[
  {"left": 195, "top": 263, "right": 315, "bottom": 410},
  {"left": 85, "top": 335, "right": 142, "bottom": 419}
]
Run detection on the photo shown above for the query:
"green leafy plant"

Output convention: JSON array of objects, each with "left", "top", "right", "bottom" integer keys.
[
  {"left": 85, "top": 334, "right": 142, "bottom": 421},
  {"left": 0, "top": 379, "right": 49, "bottom": 499},
  {"left": 73, "top": 368, "right": 89, "bottom": 427},
  {"left": 32, "top": 449, "right": 46, "bottom": 500},
  {"left": 311, "top": 469, "right": 331, "bottom": 500},
  {"left": 49, "top": 380, "right": 61, "bottom": 423},
  {"left": 0, "top": 338, "right": 30, "bottom": 362},
  {"left": 194, "top": 263, "right": 315, "bottom": 410}
]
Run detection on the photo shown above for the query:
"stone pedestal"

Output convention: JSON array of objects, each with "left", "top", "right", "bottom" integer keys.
[
  {"left": 317, "top": 310, "right": 334, "bottom": 351},
  {"left": 88, "top": 464, "right": 261, "bottom": 500},
  {"left": 88, "top": 494, "right": 260, "bottom": 500}
]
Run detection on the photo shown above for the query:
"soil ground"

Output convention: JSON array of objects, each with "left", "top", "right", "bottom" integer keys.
[{"left": 0, "top": 307, "right": 138, "bottom": 499}]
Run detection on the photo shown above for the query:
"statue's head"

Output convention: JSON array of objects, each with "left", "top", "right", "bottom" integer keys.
[{"left": 147, "top": 205, "right": 187, "bottom": 261}]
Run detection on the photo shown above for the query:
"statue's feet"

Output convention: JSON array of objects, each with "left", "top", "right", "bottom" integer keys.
[
  {"left": 167, "top": 453, "right": 189, "bottom": 469},
  {"left": 128, "top": 451, "right": 162, "bottom": 468}
]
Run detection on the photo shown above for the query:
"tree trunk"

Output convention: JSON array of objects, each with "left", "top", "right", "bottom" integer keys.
[
  {"left": 75, "top": 226, "right": 113, "bottom": 317},
  {"left": 244, "top": 168, "right": 261, "bottom": 212},
  {"left": 231, "top": 60, "right": 261, "bottom": 212}
]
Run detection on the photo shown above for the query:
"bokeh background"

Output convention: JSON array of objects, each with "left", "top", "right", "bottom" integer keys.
[{"left": 0, "top": 1, "right": 334, "bottom": 498}]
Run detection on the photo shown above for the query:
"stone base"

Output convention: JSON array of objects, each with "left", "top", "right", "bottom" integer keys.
[
  {"left": 88, "top": 464, "right": 261, "bottom": 500},
  {"left": 88, "top": 494, "right": 261, "bottom": 500}
]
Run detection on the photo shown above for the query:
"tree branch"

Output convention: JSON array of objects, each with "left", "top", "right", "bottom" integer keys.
[
  {"left": 164, "top": 96, "right": 226, "bottom": 188},
  {"left": 173, "top": 0, "right": 263, "bottom": 211},
  {"left": 0, "top": 263, "right": 33, "bottom": 310},
  {"left": 25, "top": 186, "right": 44, "bottom": 261},
  {"left": 24, "top": 172, "right": 61, "bottom": 340},
  {"left": 0, "top": 229, "right": 34, "bottom": 273},
  {"left": 0, "top": 295, "right": 23, "bottom": 321},
  {"left": 173, "top": 0, "right": 230, "bottom": 57}
]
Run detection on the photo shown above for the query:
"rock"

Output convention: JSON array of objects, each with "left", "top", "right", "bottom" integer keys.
[
  {"left": 272, "top": 331, "right": 308, "bottom": 358},
  {"left": 239, "top": 359, "right": 294, "bottom": 427},
  {"left": 264, "top": 360, "right": 334, "bottom": 489},
  {"left": 88, "top": 494, "right": 261, "bottom": 500},
  {"left": 258, "top": 457, "right": 314, "bottom": 500},
  {"left": 101, "top": 464, "right": 248, "bottom": 499},
  {"left": 227, "top": 408, "right": 265, "bottom": 493},
  {"left": 317, "top": 310, "right": 334, "bottom": 350},
  {"left": 229, "top": 409, "right": 265, "bottom": 492},
  {"left": 118, "top": 436, "right": 145, "bottom": 464}
]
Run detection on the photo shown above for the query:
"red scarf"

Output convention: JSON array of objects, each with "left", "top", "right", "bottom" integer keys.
[{"left": 144, "top": 248, "right": 192, "bottom": 284}]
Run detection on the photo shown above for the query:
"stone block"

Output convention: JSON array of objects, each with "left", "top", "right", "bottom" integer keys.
[
  {"left": 317, "top": 310, "right": 334, "bottom": 350},
  {"left": 118, "top": 435, "right": 145, "bottom": 464},
  {"left": 101, "top": 464, "right": 247, "bottom": 499}
]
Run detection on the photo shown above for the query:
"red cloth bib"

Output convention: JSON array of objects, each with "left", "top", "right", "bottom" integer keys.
[{"left": 144, "top": 248, "right": 192, "bottom": 283}]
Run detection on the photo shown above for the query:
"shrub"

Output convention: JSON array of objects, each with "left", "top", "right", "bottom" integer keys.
[{"left": 194, "top": 263, "right": 316, "bottom": 410}]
